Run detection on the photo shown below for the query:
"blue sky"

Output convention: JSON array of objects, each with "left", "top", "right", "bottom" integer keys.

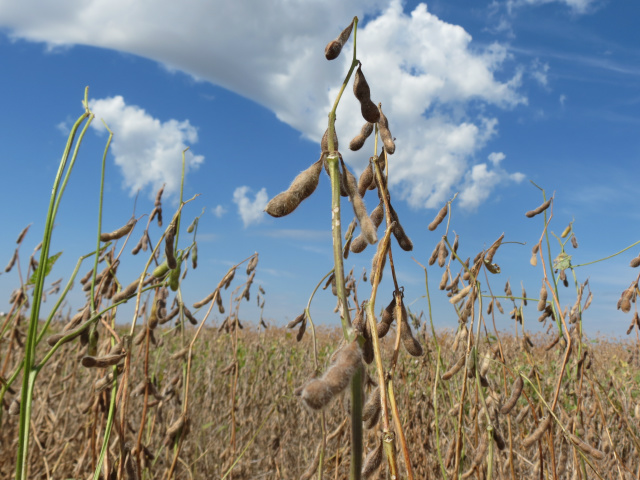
[{"left": 0, "top": 0, "right": 638, "bottom": 336}]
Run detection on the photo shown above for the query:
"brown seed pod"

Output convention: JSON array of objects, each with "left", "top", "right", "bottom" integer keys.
[
  {"left": 378, "top": 296, "right": 396, "bottom": 338},
  {"left": 81, "top": 353, "right": 126, "bottom": 369},
  {"left": 522, "top": 415, "right": 552, "bottom": 448},
  {"left": 321, "top": 129, "right": 339, "bottom": 154},
  {"left": 357, "top": 164, "right": 374, "bottom": 197},
  {"left": 362, "top": 386, "right": 381, "bottom": 423},
  {"left": 500, "top": 375, "right": 524, "bottom": 414},
  {"left": 301, "top": 341, "right": 363, "bottom": 410},
  {"left": 568, "top": 433, "right": 605, "bottom": 460},
  {"left": 324, "top": 19, "right": 354, "bottom": 60},
  {"left": 630, "top": 253, "right": 640, "bottom": 268},
  {"left": 437, "top": 239, "right": 449, "bottom": 267},
  {"left": 4, "top": 248, "right": 17, "bottom": 273},
  {"left": 100, "top": 218, "right": 136, "bottom": 242},
  {"left": 353, "top": 65, "right": 380, "bottom": 123},
  {"left": 165, "top": 221, "right": 177, "bottom": 270},
  {"left": 350, "top": 122, "right": 374, "bottom": 152},
  {"left": 571, "top": 234, "right": 579, "bottom": 249},
  {"left": 16, "top": 224, "right": 31, "bottom": 244},
  {"left": 399, "top": 301, "right": 423, "bottom": 356},
  {"left": 377, "top": 104, "right": 395, "bottom": 154},
  {"left": 504, "top": 280, "right": 512, "bottom": 297},
  {"left": 463, "top": 434, "right": 488, "bottom": 476},
  {"left": 449, "top": 284, "right": 472, "bottom": 304},
  {"left": 265, "top": 158, "right": 323, "bottom": 218},
  {"left": 389, "top": 204, "right": 413, "bottom": 251},
  {"left": 485, "top": 233, "right": 505, "bottom": 264},
  {"left": 370, "top": 238, "right": 388, "bottom": 285},
  {"left": 362, "top": 437, "right": 383, "bottom": 478},
  {"left": 112, "top": 278, "right": 140, "bottom": 304},
  {"left": 342, "top": 162, "right": 377, "bottom": 245},
  {"left": 428, "top": 204, "right": 448, "bottom": 231},
  {"left": 439, "top": 267, "right": 450, "bottom": 291},
  {"left": 442, "top": 355, "right": 465, "bottom": 380},
  {"left": 525, "top": 198, "right": 552, "bottom": 218},
  {"left": 538, "top": 282, "right": 548, "bottom": 311},
  {"left": 218, "top": 269, "right": 235, "bottom": 292},
  {"left": 428, "top": 241, "right": 440, "bottom": 266}
]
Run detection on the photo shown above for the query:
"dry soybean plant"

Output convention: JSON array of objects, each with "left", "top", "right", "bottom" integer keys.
[
  {"left": 266, "top": 17, "right": 424, "bottom": 479},
  {"left": 0, "top": 88, "right": 267, "bottom": 479}
]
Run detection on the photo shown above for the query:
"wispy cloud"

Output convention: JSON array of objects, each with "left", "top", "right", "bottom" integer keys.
[
  {"left": 89, "top": 96, "right": 203, "bottom": 198},
  {"left": 232, "top": 186, "right": 268, "bottom": 227},
  {"left": 507, "top": 0, "right": 599, "bottom": 15},
  {"left": 458, "top": 153, "right": 525, "bottom": 210}
]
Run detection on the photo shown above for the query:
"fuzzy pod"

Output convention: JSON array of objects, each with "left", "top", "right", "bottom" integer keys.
[
  {"left": 442, "top": 355, "right": 465, "bottom": 381},
  {"left": 500, "top": 375, "right": 524, "bottom": 414},
  {"left": 428, "top": 241, "right": 440, "bottom": 266},
  {"left": 100, "top": 218, "right": 136, "bottom": 242},
  {"left": 437, "top": 239, "right": 449, "bottom": 267},
  {"left": 324, "top": 19, "right": 354, "bottom": 60},
  {"left": 485, "top": 233, "right": 505, "bottom": 264},
  {"left": 350, "top": 122, "right": 374, "bottom": 152},
  {"left": 377, "top": 104, "right": 395, "bottom": 154},
  {"left": 449, "top": 284, "right": 472, "bottom": 304},
  {"left": 630, "top": 254, "right": 640, "bottom": 268},
  {"left": 439, "top": 267, "right": 449, "bottom": 291},
  {"left": 428, "top": 204, "right": 448, "bottom": 231},
  {"left": 399, "top": 302, "right": 423, "bottom": 356},
  {"left": 525, "top": 198, "right": 552, "bottom": 218},
  {"left": 378, "top": 296, "right": 396, "bottom": 338},
  {"left": 537, "top": 282, "right": 548, "bottom": 311},
  {"left": 370, "top": 237, "right": 388, "bottom": 285},
  {"left": 265, "top": 159, "right": 323, "bottom": 218},
  {"left": 362, "top": 438, "right": 383, "bottom": 478},
  {"left": 112, "top": 278, "right": 140, "bottom": 304},
  {"left": 342, "top": 163, "right": 377, "bottom": 244},
  {"left": 568, "top": 433, "right": 605, "bottom": 460},
  {"left": 163, "top": 221, "right": 177, "bottom": 270},
  {"left": 362, "top": 386, "right": 381, "bottom": 424},
  {"left": 522, "top": 415, "right": 552, "bottom": 448},
  {"left": 370, "top": 203, "right": 384, "bottom": 228},
  {"left": 16, "top": 224, "right": 31, "bottom": 244},
  {"left": 47, "top": 321, "right": 88, "bottom": 347},
  {"left": 362, "top": 336, "right": 374, "bottom": 364},
  {"left": 4, "top": 248, "right": 17, "bottom": 273},
  {"left": 357, "top": 164, "right": 374, "bottom": 197},
  {"left": 301, "top": 341, "right": 362, "bottom": 410},
  {"left": 246, "top": 254, "right": 258, "bottom": 275},
  {"left": 571, "top": 234, "right": 579, "bottom": 249},
  {"left": 81, "top": 352, "right": 126, "bottom": 369},
  {"left": 321, "top": 128, "right": 339, "bottom": 154},
  {"left": 353, "top": 65, "right": 381, "bottom": 123},
  {"left": 389, "top": 204, "right": 413, "bottom": 251}
]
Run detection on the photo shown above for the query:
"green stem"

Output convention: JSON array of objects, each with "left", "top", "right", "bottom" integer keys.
[{"left": 16, "top": 89, "right": 93, "bottom": 480}]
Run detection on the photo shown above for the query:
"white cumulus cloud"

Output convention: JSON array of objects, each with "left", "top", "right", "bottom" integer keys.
[
  {"left": 89, "top": 96, "right": 203, "bottom": 198},
  {"left": 458, "top": 153, "right": 525, "bottom": 210},
  {"left": 232, "top": 186, "right": 268, "bottom": 227},
  {"left": 211, "top": 205, "right": 227, "bottom": 218},
  {"left": 2, "top": 0, "right": 527, "bottom": 210}
]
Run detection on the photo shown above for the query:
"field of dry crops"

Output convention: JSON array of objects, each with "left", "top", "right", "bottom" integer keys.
[
  {"left": 2, "top": 320, "right": 640, "bottom": 479},
  {"left": 4, "top": 17, "right": 640, "bottom": 480}
]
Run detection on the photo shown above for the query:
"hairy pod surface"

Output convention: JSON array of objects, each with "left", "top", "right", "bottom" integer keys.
[
  {"left": 377, "top": 104, "right": 395, "bottom": 154},
  {"left": 324, "top": 19, "right": 354, "bottom": 60},
  {"left": 353, "top": 65, "right": 380, "bottom": 123},
  {"left": 525, "top": 198, "right": 552, "bottom": 218},
  {"left": 265, "top": 158, "right": 323, "bottom": 218}
]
